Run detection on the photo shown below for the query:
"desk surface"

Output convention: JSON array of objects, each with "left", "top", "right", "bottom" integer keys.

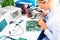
[
  {"left": 13, "top": 16, "right": 41, "bottom": 40},
  {"left": 0, "top": 16, "right": 41, "bottom": 40}
]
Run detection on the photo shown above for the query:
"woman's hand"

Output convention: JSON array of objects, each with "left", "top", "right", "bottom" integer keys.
[{"left": 38, "top": 19, "right": 48, "bottom": 30}]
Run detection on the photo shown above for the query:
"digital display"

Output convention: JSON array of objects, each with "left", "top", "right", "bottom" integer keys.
[
  {"left": 0, "top": 19, "right": 7, "bottom": 32},
  {"left": 12, "top": 11, "right": 19, "bottom": 19}
]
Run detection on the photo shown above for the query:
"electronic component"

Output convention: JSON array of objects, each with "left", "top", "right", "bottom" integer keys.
[
  {"left": 0, "top": 8, "right": 12, "bottom": 32},
  {"left": 26, "top": 7, "right": 45, "bottom": 19},
  {"left": 0, "top": 8, "right": 14, "bottom": 39},
  {"left": 26, "top": 20, "right": 41, "bottom": 31},
  {"left": 9, "top": 21, "right": 15, "bottom": 24},
  {"left": 3, "top": 6, "right": 22, "bottom": 20},
  {"left": 32, "top": 8, "right": 45, "bottom": 19},
  {"left": 0, "top": 8, "right": 14, "bottom": 23},
  {"left": 19, "top": 38, "right": 27, "bottom": 40},
  {"left": 0, "top": 8, "right": 24, "bottom": 40},
  {"left": 18, "top": 20, "right": 24, "bottom": 23},
  {"left": 15, "top": 0, "right": 36, "bottom": 7}
]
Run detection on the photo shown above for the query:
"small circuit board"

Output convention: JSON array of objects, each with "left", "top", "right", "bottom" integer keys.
[
  {"left": 26, "top": 20, "right": 41, "bottom": 31},
  {"left": 19, "top": 38, "right": 27, "bottom": 40}
]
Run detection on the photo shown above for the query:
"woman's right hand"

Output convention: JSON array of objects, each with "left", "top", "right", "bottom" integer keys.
[{"left": 38, "top": 19, "right": 48, "bottom": 30}]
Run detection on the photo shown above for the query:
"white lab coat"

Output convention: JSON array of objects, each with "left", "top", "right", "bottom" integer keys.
[{"left": 43, "top": 6, "right": 60, "bottom": 40}]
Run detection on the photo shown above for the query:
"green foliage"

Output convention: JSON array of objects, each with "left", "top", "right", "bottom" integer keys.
[{"left": 1, "top": 0, "right": 14, "bottom": 7}]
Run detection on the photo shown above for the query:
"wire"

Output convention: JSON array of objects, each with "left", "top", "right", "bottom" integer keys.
[
  {"left": 2, "top": 23, "right": 24, "bottom": 40},
  {"left": 9, "top": 24, "right": 24, "bottom": 36}
]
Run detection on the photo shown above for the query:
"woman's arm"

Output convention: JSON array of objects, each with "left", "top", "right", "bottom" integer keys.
[{"left": 38, "top": 19, "right": 54, "bottom": 40}]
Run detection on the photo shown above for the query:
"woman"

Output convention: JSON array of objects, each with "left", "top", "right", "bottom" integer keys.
[{"left": 37, "top": 0, "right": 60, "bottom": 40}]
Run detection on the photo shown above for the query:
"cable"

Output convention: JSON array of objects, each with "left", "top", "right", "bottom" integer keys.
[
  {"left": 10, "top": 24, "right": 24, "bottom": 36},
  {"left": 1, "top": 22, "right": 24, "bottom": 40}
]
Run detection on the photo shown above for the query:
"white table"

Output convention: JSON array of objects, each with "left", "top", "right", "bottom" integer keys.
[
  {"left": 13, "top": 16, "right": 41, "bottom": 40},
  {"left": 0, "top": 16, "right": 41, "bottom": 40}
]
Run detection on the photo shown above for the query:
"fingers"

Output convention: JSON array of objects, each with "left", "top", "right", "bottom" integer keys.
[
  {"left": 38, "top": 19, "right": 43, "bottom": 26},
  {"left": 38, "top": 18, "right": 46, "bottom": 27},
  {"left": 38, "top": 19, "right": 44, "bottom": 29},
  {"left": 38, "top": 19, "right": 47, "bottom": 30}
]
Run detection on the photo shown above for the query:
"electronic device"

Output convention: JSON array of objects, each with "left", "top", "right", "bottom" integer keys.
[
  {"left": 0, "top": 8, "right": 13, "bottom": 34},
  {"left": 19, "top": 38, "right": 27, "bottom": 40},
  {"left": 15, "top": 0, "right": 36, "bottom": 7},
  {"left": 26, "top": 20, "right": 41, "bottom": 31},
  {"left": 27, "top": 7, "right": 45, "bottom": 19},
  {"left": 31, "top": 9, "right": 45, "bottom": 19},
  {"left": 14, "top": 0, "right": 36, "bottom": 15},
  {"left": 3, "top": 6, "right": 22, "bottom": 20},
  {"left": 0, "top": 8, "right": 13, "bottom": 25},
  {"left": 0, "top": 8, "right": 23, "bottom": 39}
]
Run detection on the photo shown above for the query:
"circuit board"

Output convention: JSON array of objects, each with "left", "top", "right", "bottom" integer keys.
[
  {"left": 26, "top": 20, "right": 41, "bottom": 31},
  {"left": 19, "top": 38, "right": 27, "bottom": 40}
]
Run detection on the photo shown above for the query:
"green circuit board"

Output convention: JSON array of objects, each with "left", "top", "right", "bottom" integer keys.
[
  {"left": 19, "top": 38, "right": 27, "bottom": 40},
  {"left": 26, "top": 20, "right": 41, "bottom": 31}
]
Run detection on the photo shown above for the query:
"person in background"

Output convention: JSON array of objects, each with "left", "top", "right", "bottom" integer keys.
[{"left": 37, "top": 0, "right": 60, "bottom": 40}]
